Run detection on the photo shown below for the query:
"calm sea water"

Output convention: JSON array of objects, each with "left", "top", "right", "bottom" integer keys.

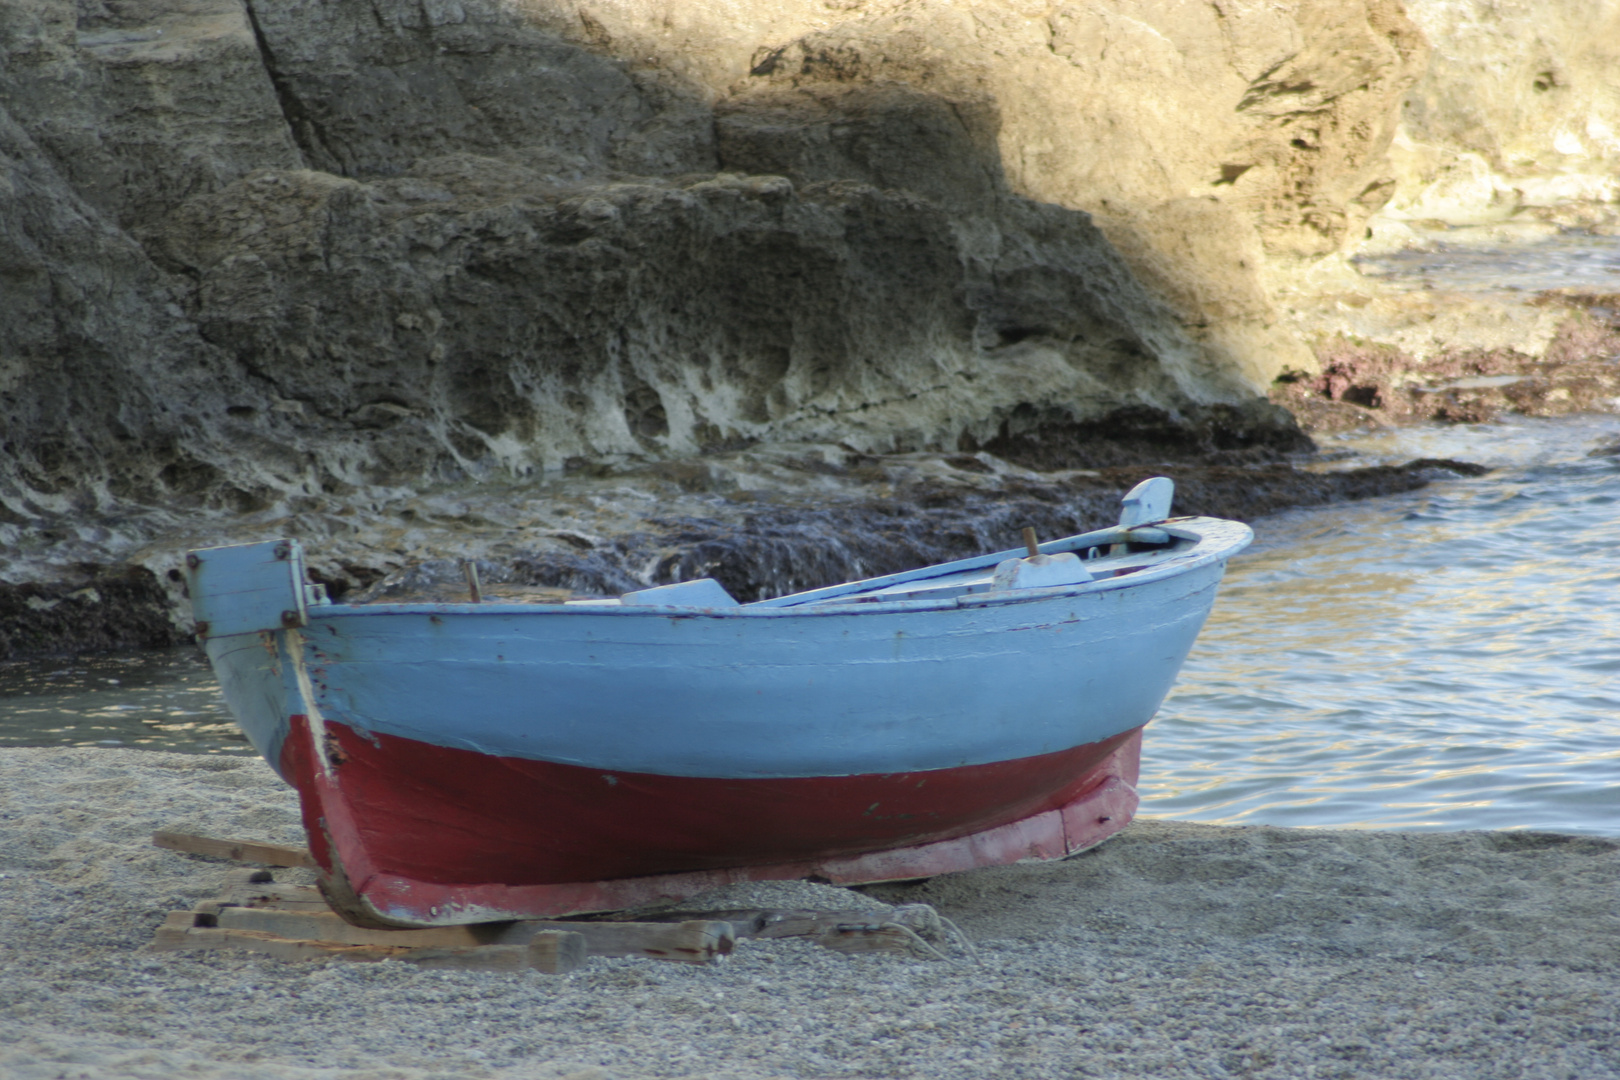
[
  {"left": 1354, "top": 228, "right": 1620, "bottom": 293},
  {"left": 1144, "top": 414, "right": 1620, "bottom": 835},
  {"left": 0, "top": 647, "right": 250, "bottom": 756}
]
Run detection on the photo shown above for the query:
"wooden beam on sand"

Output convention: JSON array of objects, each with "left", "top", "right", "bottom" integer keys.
[
  {"left": 608, "top": 903, "right": 958, "bottom": 959},
  {"left": 748, "top": 908, "right": 949, "bottom": 958},
  {"left": 153, "top": 866, "right": 735, "bottom": 966},
  {"left": 147, "top": 837, "right": 958, "bottom": 967},
  {"left": 197, "top": 904, "right": 734, "bottom": 963},
  {"left": 152, "top": 831, "right": 316, "bottom": 869},
  {"left": 152, "top": 911, "right": 587, "bottom": 973}
]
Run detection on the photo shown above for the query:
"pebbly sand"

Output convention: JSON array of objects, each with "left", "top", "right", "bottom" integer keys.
[{"left": 1, "top": 748, "right": 1616, "bottom": 1080}]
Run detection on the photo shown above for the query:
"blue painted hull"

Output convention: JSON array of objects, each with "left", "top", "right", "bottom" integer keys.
[
  {"left": 194, "top": 513, "right": 1251, "bottom": 924},
  {"left": 213, "top": 565, "right": 1215, "bottom": 777}
]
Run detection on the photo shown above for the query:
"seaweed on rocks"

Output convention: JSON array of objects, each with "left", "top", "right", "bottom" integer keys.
[
  {"left": 354, "top": 456, "right": 1487, "bottom": 607},
  {"left": 0, "top": 569, "right": 185, "bottom": 662},
  {"left": 0, "top": 435, "right": 1489, "bottom": 658},
  {"left": 1275, "top": 292, "right": 1620, "bottom": 434}
]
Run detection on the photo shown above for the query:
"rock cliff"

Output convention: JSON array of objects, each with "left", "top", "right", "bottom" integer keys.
[
  {"left": 1383, "top": 0, "right": 1620, "bottom": 232},
  {"left": 5, "top": 0, "right": 1610, "bottom": 656},
  {"left": 1267, "top": 1, "right": 1620, "bottom": 432},
  {"left": 2, "top": 0, "right": 1429, "bottom": 526}
]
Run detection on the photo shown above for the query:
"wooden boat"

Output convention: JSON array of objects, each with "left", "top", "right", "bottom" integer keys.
[{"left": 186, "top": 477, "right": 1250, "bottom": 928}]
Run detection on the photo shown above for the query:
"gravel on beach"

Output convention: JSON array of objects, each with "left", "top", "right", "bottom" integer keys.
[{"left": 2, "top": 747, "right": 1616, "bottom": 1080}]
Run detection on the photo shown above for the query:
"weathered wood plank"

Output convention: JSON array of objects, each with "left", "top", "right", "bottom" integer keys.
[
  {"left": 812, "top": 923, "right": 925, "bottom": 956},
  {"left": 153, "top": 831, "right": 316, "bottom": 869},
  {"left": 204, "top": 906, "right": 732, "bottom": 962},
  {"left": 515, "top": 931, "right": 588, "bottom": 974},
  {"left": 184, "top": 539, "right": 309, "bottom": 637},
  {"left": 747, "top": 910, "right": 929, "bottom": 956},
  {"left": 212, "top": 907, "right": 506, "bottom": 947},
  {"left": 512, "top": 919, "right": 734, "bottom": 963},
  {"left": 664, "top": 904, "right": 954, "bottom": 958},
  {"left": 747, "top": 909, "right": 887, "bottom": 940},
  {"left": 151, "top": 912, "right": 585, "bottom": 972},
  {"left": 203, "top": 881, "right": 330, "bottom": 914}
]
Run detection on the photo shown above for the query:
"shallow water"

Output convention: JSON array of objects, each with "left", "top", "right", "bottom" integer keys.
[
  {"left": 0, "top": 648, "right": 250, "bottom": 755},
  {"left": 1143, "top": 413, "right": 1620, "bottom": 835}
]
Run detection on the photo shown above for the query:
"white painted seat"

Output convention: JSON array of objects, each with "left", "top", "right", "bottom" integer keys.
[
  {"left": 620, "top": 578, "right": 740, "bottom": 608},
  {"left": 990, "top": 552, "right": 1093, "bottom": 591}
]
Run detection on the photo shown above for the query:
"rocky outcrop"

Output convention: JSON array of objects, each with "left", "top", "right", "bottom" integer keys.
[
  {"left": 5, "top": 0, "right": 1550, "bottom": 657},
  {"left": 1379, "top": 0, "right": 1620, "bottom": 234},
  {"left": 0, "top": 569, "right": 184, "bottom": 659},
  {"left": 585, "top": 0, "right": 1426, "bottom": 386},
  {"left": 344, "top": 456, "right": 1476, "bottom": 609},
  {"left": 1, "top": 0, "right": 1433, "bottom": 530},
  {"left": 150, "top": 164, "right": 1239, "bottom": 489},
  {"left": 0, "top": 448, "right": 1475, "bottom": 660},
  {"left": 1264, "top": 1, "right": 1620, "bottom": 431},
  {"left": 1273, "top": 295, "right": 1620, "bottom": 432}
]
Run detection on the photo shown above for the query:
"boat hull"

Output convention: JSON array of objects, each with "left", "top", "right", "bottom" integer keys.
[
  {"left": 198, "top": 517, "right": 1249, "bottom": 926},
  {"left": 288, "top": 713, "right": 1143, "bottom": 926}
]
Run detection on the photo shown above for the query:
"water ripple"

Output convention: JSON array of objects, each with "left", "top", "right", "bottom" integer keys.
[{"left": 1144, "top": 414, "right": 1620, "bottom": 834}]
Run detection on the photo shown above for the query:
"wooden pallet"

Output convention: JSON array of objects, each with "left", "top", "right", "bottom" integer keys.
[{"left": 149, "top": 831, "right": 958, "bottom": 972}]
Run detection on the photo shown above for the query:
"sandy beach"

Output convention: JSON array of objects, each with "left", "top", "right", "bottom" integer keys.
[{"left": 1, "top": 747, "right": 1615, "bottom": 1080}]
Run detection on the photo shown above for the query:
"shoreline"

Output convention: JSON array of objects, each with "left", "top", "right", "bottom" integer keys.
[
  {"left": 3, "top": 747, "right": 1616, "bottom": 1080},
  {"left": 2, "top": 451, "right": 1483, "bottom": 663}
]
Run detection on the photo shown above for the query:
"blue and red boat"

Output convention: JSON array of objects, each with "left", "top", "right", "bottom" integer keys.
[{"left": 186, "top": 478, "right": 1249, "bottom": 928}]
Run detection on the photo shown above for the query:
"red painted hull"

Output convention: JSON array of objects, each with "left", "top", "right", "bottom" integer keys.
[{"left": 283, "top": 715, "right": 1143, "bottom": 926}]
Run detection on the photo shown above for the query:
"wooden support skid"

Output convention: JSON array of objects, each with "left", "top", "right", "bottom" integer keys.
[
  {"left": 150, "top": 882, "right": 734, "bottom": 970},
  {"left": 153, "top": 911, "right": 587, "bottom": 973},
  {"left": 175, "top": 893, "right": 735, "bottom": 964},
  {"left": 150, "top": 832, "right": 960, "bottom": 968},
  {"left": 152, "top": 830, "right": 316, "bottom": 869},
  {"left": 146, "top": 836, "right": 736, "bottom": 970}
]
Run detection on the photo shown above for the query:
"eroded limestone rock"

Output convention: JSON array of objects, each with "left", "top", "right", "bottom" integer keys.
[
  {"left": 581, "top": 0, "right": 1426, "bottom": 385},
  {"left": 2, "top": 0, "right": 1565, "bottom": 656},
  {"left": 8, "top": 0, "right": 1366, "bottom": 525},
  {"left": 1270, "top": 1, "right": 1620, "bottom": 428},
  {"left": 1380, "top": 0, "right": 1620, "bottom": 233}
]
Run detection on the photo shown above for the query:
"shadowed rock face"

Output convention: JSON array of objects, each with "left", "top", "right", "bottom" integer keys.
[
  {"left": 0, "top": 0, "right": 1455, "bottom": 655},
  {"left": 0, "top": 0, "right": 1431, "bottom": 523},
  {"left": 589, "top": 0, "right": 1428, "bottom": 387},
  {"left": 149, "top": 164, "right": 1233, "bottom": 489}
]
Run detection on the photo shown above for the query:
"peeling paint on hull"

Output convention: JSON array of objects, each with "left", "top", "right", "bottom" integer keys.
[
  {"left": 196, "top": 517, "right": 1251, "bottom": 927},
  {"left": 284, "top": 713, "right": 1144, "bottom": 927}
]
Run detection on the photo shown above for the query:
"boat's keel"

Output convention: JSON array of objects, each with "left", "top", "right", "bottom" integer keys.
[{"left": 283, "top": 715, "right": 1142, "bottom": 929}]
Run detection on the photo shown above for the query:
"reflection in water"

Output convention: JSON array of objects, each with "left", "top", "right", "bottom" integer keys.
[
  {"left": 0, "top": 649, "right": 249, "bottom": 756},
  {"left": 2, "top": 415, "right": 1618, "bottom": 834},
  {"left": 1144, "top": 414, "right": 1620, "bottom": 834}
]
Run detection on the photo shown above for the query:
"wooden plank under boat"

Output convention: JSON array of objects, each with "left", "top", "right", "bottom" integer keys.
[{"left": 185, "top": 478, "right": 1251, "bottom": 928}]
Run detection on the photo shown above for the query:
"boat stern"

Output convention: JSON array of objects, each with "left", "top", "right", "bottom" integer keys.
[{"left": 185, "top": 538, "right": 328, "bottom": 778}]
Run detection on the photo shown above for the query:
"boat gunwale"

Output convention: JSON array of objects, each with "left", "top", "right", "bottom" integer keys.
[{"left": 302, "top": 517, "right": 1252, "bottom": 622}]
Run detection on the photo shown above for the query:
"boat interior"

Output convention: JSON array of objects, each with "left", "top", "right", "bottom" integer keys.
[{"left": 566, "top": 477, "right": 1207, "bottom": 610}]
